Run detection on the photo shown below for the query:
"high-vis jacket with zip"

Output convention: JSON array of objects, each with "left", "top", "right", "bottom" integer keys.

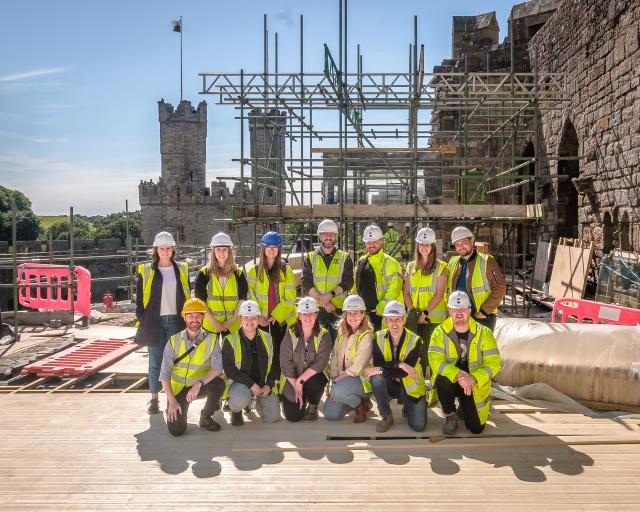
[
  {"left": 222, "top": 329, "right": 278, "bottom": 394},
  {"left": 196, "top": 267, "right": 246, "bottom": 333},
  {"left": 168, "top": 330, "right": 216, "bottom": 396},
  {"left": 405, "top": 259, "right": 449, "bottom": 323},
  {"left": 247, "top": 262, "right": 298, "bottom": 325},
  {"left": 355, "top": 250, "right": 404, "bottom": 316},
  {"left": 307, "top": 249, "right": 349, "bottom": 308},
  {"left": 447, "top": 252, "right": 504, "bottom": 314},
  {"left": 330, "top": 329, "right": 373, "bottom": 393},
  {"left": 374, "top": 328, "right": 426, "bottom": 398},
  {"left": 428, "top": 316, "right": 501, "bottom": 425}
]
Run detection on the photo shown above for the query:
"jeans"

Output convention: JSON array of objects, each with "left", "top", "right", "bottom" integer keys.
[
  {"left": 227, "top": 382, "right": 281, "bottom": 423},
  {"left": 323, "top": 376, "right": 369, "bottom": 421},
  {"left": 281, "top": 372, "right": 328, "bottom": 422},
  {"left": 434, "top": 374, "right": 484, "bottom": 434},
  {"left": 148, "top": 314, "right": 179, "bottom": 394},
  {"left": 370, "top": 374, "right": 427, "bottom": 432},
  {"left": 167, "top": 377, "right": 225, "bottom": 437}
]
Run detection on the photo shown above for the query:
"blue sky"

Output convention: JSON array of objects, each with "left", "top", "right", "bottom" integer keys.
[{"left": 1, "top": 0, "right": 516, "bottom": 215}]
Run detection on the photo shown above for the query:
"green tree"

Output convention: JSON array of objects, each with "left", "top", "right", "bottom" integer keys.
[
  {"left": 0, "top": 186, "right": 42, "bottom": 241},
  {"left": 93, "top": 211, "right": 142, "bottom": 245},
  {"left": 46, "top": 218, "right": 94, "bottom": 240}
]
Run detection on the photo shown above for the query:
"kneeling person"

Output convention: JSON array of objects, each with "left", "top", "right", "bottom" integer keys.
[
  {"left": 364, "top": 301, "right": 427, "bottom": 433},
  {"left": 428, "top": 291, "right": 501, "bottom": 435},
  {"left": 222, "top": 300, "right": 281, "bottom": 426},
  {"left": 160, "top": 298, "right": 225, "bottom": 437}
]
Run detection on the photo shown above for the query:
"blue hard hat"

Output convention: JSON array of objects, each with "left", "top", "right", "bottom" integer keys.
[{"left": 260, "top": 231, "right": 283, "bottom": 247}]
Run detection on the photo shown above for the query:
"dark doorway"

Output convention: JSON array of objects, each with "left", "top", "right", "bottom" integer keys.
[{"left": 557, "top": 119, "right": 580, "bottom": 238}]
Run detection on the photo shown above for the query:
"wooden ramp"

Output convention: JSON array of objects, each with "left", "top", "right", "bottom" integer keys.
[{"left": 1, "top": 394, "right": 640, "bottom": 511}]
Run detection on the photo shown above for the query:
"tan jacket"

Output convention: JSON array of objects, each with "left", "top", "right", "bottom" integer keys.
[
  {"left": 329, "top": 330, "right": 373, "bottom": 379},
  {"left": 449, "top": 252, "right": 506, "bottom": 314}
]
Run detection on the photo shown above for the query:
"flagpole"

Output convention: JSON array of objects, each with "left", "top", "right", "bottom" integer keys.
[{"left": 180, "top": 16, "right": 183, "bottom": 102}]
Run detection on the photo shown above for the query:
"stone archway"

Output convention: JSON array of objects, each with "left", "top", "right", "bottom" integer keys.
[{"left": 556, "top": 119, "right": 580, "bottom": 238}]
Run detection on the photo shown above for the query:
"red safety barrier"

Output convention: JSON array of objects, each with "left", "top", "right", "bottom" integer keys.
[
  {"left": 21, "top": 338, "right": 139, "bottom": 377},
  {"left": 552, "top": 297, "right": 640, "bottom": 325},
  {"left": 17, "top": 264, "right": 92, "bottom": 317}
]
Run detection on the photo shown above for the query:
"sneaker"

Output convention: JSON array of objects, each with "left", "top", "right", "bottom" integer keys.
[
  {"left": 375, "top": 414, "right": 394, "bottom": 433},
  {"left": 199, "top": 411, "right": 221, "bottom": 432},
  {"left": 231, "top": 411, "right": 244, "bottom": 427},
  {"left": 147, "top": 397, "right": 160, "bottom": 415},
  {"left": 222, "top": 401, "right": 230, "bottom": 412},
  {"left": 442, "top": 413, "right": 458, "bottom": 436},
  {"left": 302, "top": 403, "right": 319, "bottom": 422}
]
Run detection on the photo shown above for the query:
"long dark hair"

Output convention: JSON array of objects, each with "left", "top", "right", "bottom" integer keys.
[
  {"left": 257, "top": 245, "right": 282, "bottom": 283},
  {"left": 151, "top": 247, "right": 176, "bottom": 264},
  {"left": 293, "top": 316, "right": 320, "bottom": 339},
  {"left": 413, "top": 243, "right": 437, "bottom": 275}
]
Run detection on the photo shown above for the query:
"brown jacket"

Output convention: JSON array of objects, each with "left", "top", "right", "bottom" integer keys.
[
  {"left": 449, "top": 252, "right": 506, "bottom": 314},
  {"left": 279, "top": 328, "right": 331, "bottom": 403}
]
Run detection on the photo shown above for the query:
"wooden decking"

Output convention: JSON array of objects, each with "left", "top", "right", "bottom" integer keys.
[{"left": 1, "top": 394, "right": 640, "bottom": 511}]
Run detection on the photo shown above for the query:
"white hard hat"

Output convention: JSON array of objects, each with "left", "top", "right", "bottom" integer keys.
[
  {"left": 383, "top": 300, "right": 406, "bottom": 317},
  {"left": 362, "top": 224, "right": 383, "bottom": 242},
  {"left": 447, "top": 291, "right": 472, "bottom": 309},
  {"left": 342, "top": 294, "right": 366, "bottom": 312},
  {"left": 238, "top": 300, "right": 261, "bottom": 317},
  {"left": 153, "top": 231, "right": 176, "bottom": 247},
  {"left": 210, "top": 232, "right": 233, "bottom": 247},
  {"left": 415, "top": 227, "right": 436, "bottom": 245},
  {"left": 451, "top": 226, "right": 474, "bottom": 244},
  {"left": 317, "top": 219, "right": 339, "bottom": 235},
  {"left": 297, "top": 296, "right": 319, "bottom": 314}
]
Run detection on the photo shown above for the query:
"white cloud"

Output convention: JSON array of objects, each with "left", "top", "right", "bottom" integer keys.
[{"left": 0, "top": 67, "right": 68, "bottom": 83}]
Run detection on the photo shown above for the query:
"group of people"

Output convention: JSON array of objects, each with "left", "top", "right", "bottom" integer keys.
[{"left": 134, "top": 220, "right": 505, "bottom": 438}]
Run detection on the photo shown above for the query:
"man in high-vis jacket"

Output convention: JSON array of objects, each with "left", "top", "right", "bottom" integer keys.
[
  {"left": 447, "top": 226, "right": 506, "bottom": 331},
  {"left": 428, "top": 291, "right": 501, "bottom": 436},
  {"left": 159, "top": 298, "right": 225, "bottom": 437},
  {"left": 355, "top": 224, "right": 404, "bottom": 331},
  {"left": 302, "top": 219, "right": 354, "bottom": 344}
]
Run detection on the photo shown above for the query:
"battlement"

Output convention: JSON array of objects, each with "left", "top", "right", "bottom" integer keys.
[{"left": 158, "top": 99, "right": 207, "bottom": 123}]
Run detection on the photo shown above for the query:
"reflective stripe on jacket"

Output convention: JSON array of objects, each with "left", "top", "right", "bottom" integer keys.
[
  {"left": 405, "top": 259, "right": 448, "bottom": 323},
  {"left": 247, "top": 263, "right": 298, "bottom": 325},
  {"left": 356, "top": 250, "right": 404, "bottom": 316},
  {"left": 200, "top": 267, "right": 242, "bottom": 333},
  {"left": 309, "top": 250, "right": 348, "bottom": 308},
  {"left": 375, "top": 328, "right": 425, "bottom": 398},
  {"left": 169, "top": 330, "right": 215, "bottom": 396},
  {"left": 447, "top": 253, "right": 496, "bottom": 314}
]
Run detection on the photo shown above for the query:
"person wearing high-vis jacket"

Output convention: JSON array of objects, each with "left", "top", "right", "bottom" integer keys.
[
  {"left": 159, "top": 299, "right": 225, "bottom": 437},
  {"left": 363, "top": 301, "right": 427, "bottom": 433},
  {"left": 355, "top": 224, "right": 404, "bottom": 331},
  {"left": 428, "top": 291, "right": 502, "bottom": 436}
]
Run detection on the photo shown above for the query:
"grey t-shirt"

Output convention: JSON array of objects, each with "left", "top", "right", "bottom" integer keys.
[{"left": 158, "top": 265, "right": 177, "bottom": 316}]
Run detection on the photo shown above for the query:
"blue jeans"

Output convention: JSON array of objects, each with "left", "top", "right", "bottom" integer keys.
[
  {"left": 228, "top": 382, "right": 281, "bottom": 423},
  {"left": 370, "top": 374, "right": 427, "bottom": 432},
  {"left": 323, "top": 376, "right": 369, "bottom": 421},
  {"left": 147, "top": 314, "right": 179, "bottom": 394}
]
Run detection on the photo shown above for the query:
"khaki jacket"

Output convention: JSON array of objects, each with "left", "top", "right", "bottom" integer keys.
[{"left": 329, "top": 330, "right": 373, "bottom": 379}]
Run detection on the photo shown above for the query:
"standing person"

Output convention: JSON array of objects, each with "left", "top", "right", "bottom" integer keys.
[
  {"left": 447, "top": 226, "right": 506, "bottom": 331},
  {"left": 279, "top": 297, "right": 331, "bottom": 422},
  {"left": 159, "top": 299, "right": 225, "bottom": 436},
  {"left": 364, "top": 301, "right": 427, "bottom": 433},
  {"left": 247, "top": 231, "right": 297, "bottom": 368},
  {"left": 355, "top": 224, "right": 404, "bottom": 331},
  {"left": 134, "top": 231, "right": 190, "bottom": 415},
  {"left": 302, "top": 219, "right": 354, "bottom": 344},
  {"left": 222, "top": 300, "right": 281, "bottom": 426},
  {"left": 428, "top": 291, "right": 502, "bottom": 435},
  {"left": 194, "top": 232, "right": 248, "bottom": 337},
  {"left": 323, "top": 295, "right": 374, "bottom": 423},
  {"left": 403, "top": 227, "right": 449, "bottom": 372}
]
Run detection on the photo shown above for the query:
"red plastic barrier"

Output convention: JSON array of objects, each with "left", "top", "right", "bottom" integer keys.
[
  {"left": 17, "top": 264, "right": 91, "bottom": 317},
  {"left": 552, "top": 297, "right": 640, "bottom": 325},
  {"left": 21, "top": 338, "right": 139, "bottom": 377}
]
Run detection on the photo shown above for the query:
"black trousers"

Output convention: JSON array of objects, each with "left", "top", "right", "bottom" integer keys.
[
  {"left": 474, "top": 313, "right": 497, "bottom": 331},
  {"left": 167, "top": 377, "right": 225, "bottom": 437},
  {"left": 370, "top": 312, "right": 383, "bottom": 332},
  {"left": 434, "top": 374, "right": 485, "bottom": 434},
  {"left": 260, "top": 322, "right": 287, "bottom": 374},
  {"left": 281, "top": 372, "right": 328, "bottom": 422}
]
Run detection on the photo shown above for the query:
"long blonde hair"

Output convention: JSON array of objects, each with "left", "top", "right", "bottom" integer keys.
[
  {"left": 336, "top": 311, "right": 373, "bottom": 339},
  {"left": 206, "top": 246, "right": 237, "bottom": 278},
  {"left": 413, "top": 242, "right": 437, "bottom": 275}
]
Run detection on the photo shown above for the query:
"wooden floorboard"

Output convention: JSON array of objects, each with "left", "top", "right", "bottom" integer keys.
[{"left": 1, "top": 394, "right": 640, "bottom": 511}]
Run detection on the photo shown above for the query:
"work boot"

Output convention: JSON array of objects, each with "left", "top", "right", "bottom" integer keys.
[
  {"left": 199, "top": 411, "right": 221, "bottom": 432},
  {"left": 222, "top": 401, "right": 230, "bottom": 412},
  {"left": 353, "top": 397, "right": 373, "bottom": 423},
  {"left": 442, "top": 413, "right": 458, "bottom": 436},
  {"left": 456, "top": 405, "right": 465, "bottom": 420},
  {"left": 376, "top": 413, "right": 394, "bottom": 433},
  {"left": 231, "top": 411, "right": 244, "bottom": 426},
  {"left": 147, "top": 397, "right": 160, "bottom": 415},
  {"left": 303, "top": 403, "right": 319, "bottom": 422}
]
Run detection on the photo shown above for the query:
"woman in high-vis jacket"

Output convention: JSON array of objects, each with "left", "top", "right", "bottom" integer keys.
[
  {"left": 195, "top": 232, "right": 248, "bottom": 337},
  {"left": 323, "top": 294, "right": 374, "bottom": 423},
  {"left": 247, "top": 231, "right": 297, "bottom": 369},
  {"left": 279, "top": 297, "right": 331, "bottom": 422},
  {"left": 134, "top": 231, "right": 190, "bottom": 415}
]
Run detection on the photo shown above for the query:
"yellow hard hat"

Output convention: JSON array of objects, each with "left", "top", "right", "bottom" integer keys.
[{"left": 181, "top": 298, "right": 207, "bottom": 316}]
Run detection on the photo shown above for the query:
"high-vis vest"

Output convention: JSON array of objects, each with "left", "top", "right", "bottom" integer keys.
[
  {"left": 309, "top": 249, "right": 348, "bottom": 308},
  {"left": 247, "top": 263, "right": 298, "bottom": 325},
  {"left": 447, "top": 252, "right": 496, "bottom": 314},
  {"left": 335, "top": 329, "right": 373, "bottom": 393},
  {"left": 200, "top": 267, "right": 242, "bottom": 333},
  {"left": 278, "top": 327, "right": 329, "bottom": 394},
  {"left": 136, "top": 261, "right": 190, "bottom": 326},
  {"left": 375, "top": 328, "right": 426, "bottom": 398},
  {"left": 169, "top": 330, "right": 216, "bottom": 396},
  {"left": 383, "top": 228, "right": 400, "bottom": 256},
  {"left": 405, "top": 259, "right": 448, "bottom": 323},
  {"left": 223, "top": 330, "right": 277, "bottom": 394},
  {"left": 356, "top": 250, "right": 404, "bottom": 316},
  {"left": 427, "top": 317, "right": 501, "bottom": 425}
]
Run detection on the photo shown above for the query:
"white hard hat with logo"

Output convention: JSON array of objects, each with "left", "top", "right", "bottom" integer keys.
[
  {"left": 383, "top": 300, "right": 406, "bottom": 317},
  {"left": 451, "top": 226, "right": 474, "bottom": 244},
  {"left": 238, "top": 300, "right": 261, "bottom": 317},
  {"left": 153, "top": 231, "right": 176, "bottom": 247},
  {"left": 415, "top": 227, "right": 437, "bottom": 245},
  {"left": 317, "top": 219, "right": 339, "bottom": 235},
  {"left": 297, "top": 297, "right": 320, "bottom": 314},
  {"left": 342, "top": 294, "right": 366, "bottom": 311},
  {"left": 210, "top": 232, "right": 233, "bottom": 247},
  {"left": 362, "top": 224, "right": 383, "bottom": 242},
  {"left": 447, "top": 291, "right": 472, "bottom": 309}
]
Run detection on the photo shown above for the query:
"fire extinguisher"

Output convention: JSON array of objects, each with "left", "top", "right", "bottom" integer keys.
[{"left": 103, "top": 291, "right": 114, "bottom": 313}]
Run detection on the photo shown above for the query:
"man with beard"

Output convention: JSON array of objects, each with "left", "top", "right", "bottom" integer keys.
[{"left": 302, "top": 219, "right": 354, "bottom": 344}]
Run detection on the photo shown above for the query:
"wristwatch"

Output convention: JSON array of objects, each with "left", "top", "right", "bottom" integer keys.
[
  {"left": 299, "top": 379, "right": 306, "bottom": 385},
  {"left": 329, "top": 290, "right": 336, "bottom": 297}
]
